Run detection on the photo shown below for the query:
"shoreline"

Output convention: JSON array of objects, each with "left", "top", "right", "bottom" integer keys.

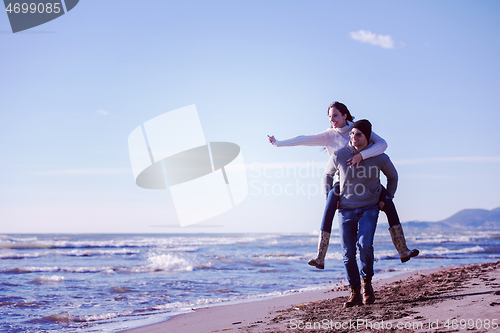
[{"left": 119, "top": 264, "right": 475, "bottom": 333}]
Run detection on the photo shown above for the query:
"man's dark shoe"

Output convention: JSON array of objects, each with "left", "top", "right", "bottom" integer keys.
[
  {"left": 362, "top": 278, "right": 375, "bottom": 305},
  {"left": 344, "top": 286, "right": 363, "bottom": 308}
]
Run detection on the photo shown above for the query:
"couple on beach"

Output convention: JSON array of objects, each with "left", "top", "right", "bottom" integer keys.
[{"left": 268, "top": 101, "right": 419, "bottom": 307}]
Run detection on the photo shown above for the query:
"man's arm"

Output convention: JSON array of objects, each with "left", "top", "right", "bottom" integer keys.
[
  {"left": 359, "top": 131, "right": 388, "bottom": 160},
  {"left": 323, "top": 154, "right": 338, "bottom": 199},
  {"left": 323, "top": 173, "right": 334, "bottom": 199}
]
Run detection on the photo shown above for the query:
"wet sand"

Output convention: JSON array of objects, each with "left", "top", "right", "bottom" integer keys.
[{"left": 120, "top": 261, "right": 500, "bottom": 333}]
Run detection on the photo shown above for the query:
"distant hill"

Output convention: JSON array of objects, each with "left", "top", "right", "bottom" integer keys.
[{"left": 401, "top": 207, "right": 500, "bottom": 233}]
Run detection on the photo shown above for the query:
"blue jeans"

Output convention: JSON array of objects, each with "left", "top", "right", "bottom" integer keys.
[
  {"left": 320, "top": 183, "right": 340, "bottom": 232},
  {"left": 338, "top": 205, "right": 379, "bottom": 287}
]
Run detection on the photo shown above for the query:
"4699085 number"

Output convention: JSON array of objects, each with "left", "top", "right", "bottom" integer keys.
[
  {"left": 444, "top": 319, "right": 498, "bottom": 330},
  {"left": 6, "top": 2, "right": 62, "bottom": 14}
]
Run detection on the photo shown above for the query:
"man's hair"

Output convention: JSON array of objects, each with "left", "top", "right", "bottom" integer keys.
[{"left": 351, "top": 119, "right": 372, "bottom": 142}]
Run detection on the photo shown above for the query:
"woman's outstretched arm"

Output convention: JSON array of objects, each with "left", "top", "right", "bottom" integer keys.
[{"left": 269, "top": 130, "right": 331, "bottom": 147}]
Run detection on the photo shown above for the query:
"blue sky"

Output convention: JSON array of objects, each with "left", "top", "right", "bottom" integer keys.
[{"left": 1, "top": 0, "right": 499, "bottom": 233}]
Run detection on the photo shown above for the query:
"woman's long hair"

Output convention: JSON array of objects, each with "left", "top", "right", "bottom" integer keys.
[{"left": 328, "top": 101, "right": 354, "bottom": 127}]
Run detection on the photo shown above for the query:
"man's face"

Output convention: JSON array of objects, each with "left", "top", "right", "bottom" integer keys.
[{"left": 350, "top": 128, "right": 367, "bottom": 149}]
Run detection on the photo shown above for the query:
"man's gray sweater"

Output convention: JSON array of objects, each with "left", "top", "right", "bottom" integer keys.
[{"left": 324, "top": 142, "right": 398, "bottom": 209}]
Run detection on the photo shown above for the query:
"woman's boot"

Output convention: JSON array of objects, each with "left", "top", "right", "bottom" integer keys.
[
  {"left": 308, "top": 231, "right": 330, "bottom": 269},
  {"left": 389, "top": 224, "right": 419, "bottom": 263},
  {"left": 344, "top": 286, "right": 362, "bottom": 308}
]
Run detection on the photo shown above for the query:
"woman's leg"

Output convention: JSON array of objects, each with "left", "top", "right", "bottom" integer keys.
[
  {"left": 321, "top": 183, "right": 340, "bottom": 232},
  {"left": 308, "top": 183, "right": 340, "bottom": 269},
  {"left": 379, "top": 186, "right": 419, "bottom": 263},
  {"left": 379, "top": 186, "right": 400, "bottom": 227}
]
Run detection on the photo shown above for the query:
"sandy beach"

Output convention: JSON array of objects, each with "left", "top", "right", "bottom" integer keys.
[{"left": 120, "top": 260, "right": 500, "bottom": 333}]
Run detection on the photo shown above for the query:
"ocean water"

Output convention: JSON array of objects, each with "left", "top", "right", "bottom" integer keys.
[{"left": 1, "top": 231, "right": 499, "bottom": 332}]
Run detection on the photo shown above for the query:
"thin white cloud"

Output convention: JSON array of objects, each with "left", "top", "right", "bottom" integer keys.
[
  {"left": 394, "top": 156, "right": 500, "bottom": 165},
  {"left": 32, "top": 157, "right": 499, "bottom": 176},
  {"left": 31, "top": 168, "right": 132, "bottom": 176},
  {"left": 248, "top": 157, "right": 500, "bottom": 171},
  {"left": 248, "top": 161, "right": 326, "bottom": 171},
  {"left": 96, "top": 109, "right": 110, "bottom": 116},
  {"left": 247, "top": 162, "right": 326, "bottom": 179},
  {"left": 349, "top": 30, "right": 396, "bottom": 49}
]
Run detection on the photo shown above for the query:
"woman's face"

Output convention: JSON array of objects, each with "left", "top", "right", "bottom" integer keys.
[{"left": 329, "top": 107, "right": 347, "bottom": 128}]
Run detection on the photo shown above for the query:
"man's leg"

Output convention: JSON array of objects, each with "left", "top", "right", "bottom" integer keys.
[
  {"left": 357, "top": 205, "right": 379, "bottom": 279},
  {"left": 338, "top": 208, "right": 360, "bottom": 287},
  {"left": 339, "top": 208, "right": 363, "bottom": 307},
  {"left": 357, "top": 205, "right": 379, "bottom": 304}
]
